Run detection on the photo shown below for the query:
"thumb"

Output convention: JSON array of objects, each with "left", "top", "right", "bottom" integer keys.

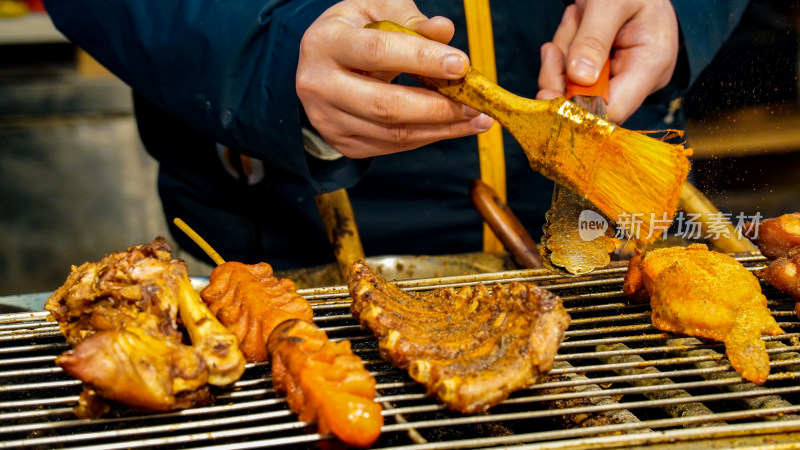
[{"left": 566, "top": 1, "right": 627, "bottom": 85}]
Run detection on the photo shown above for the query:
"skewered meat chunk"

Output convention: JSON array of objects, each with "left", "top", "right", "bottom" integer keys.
[
  {"left": 348, "top": 259, "right": 570, "bottom": 413},
  {"left": 623, "top": 244, "right": 784, "bottom": 384},
  {"left": 745, "top": 213, "right": 800, "bottom": 316},
  {"left": 200, "top": 261, "right": 313, "bottom": 362},
  {"left": 744, "top": 213, "right": 800, "bottom": 259},
  {"left": 268, "top": 319, "right": 383, "bottom": 448},
  {"left": 760, "top": 249, "right": 800, "bottom": 309},
  {"left": 201, "top": 261, "right": 382, "bottom": 447},
  {"left": 45, "top": 238, "right": 245, "bottom": 416}
]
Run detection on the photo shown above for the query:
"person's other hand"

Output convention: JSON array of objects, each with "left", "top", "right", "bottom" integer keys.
[
  {"left": 537, "top": 0, "right": 679, "bottom": 124},
  {"left": 296, "top": 0, "right": 494, "bottom": 159}
]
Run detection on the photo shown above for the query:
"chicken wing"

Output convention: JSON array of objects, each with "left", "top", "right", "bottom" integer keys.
[{"left": 624, "top": 244, "right": 784, "bottom": 384}]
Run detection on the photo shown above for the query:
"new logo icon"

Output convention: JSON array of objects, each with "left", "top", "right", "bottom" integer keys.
[{"left": 578, "top": 210, "right": 608, "bottom": 241}]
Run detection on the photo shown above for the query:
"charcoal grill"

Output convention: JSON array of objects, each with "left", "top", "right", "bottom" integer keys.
[{"left": 3, "top": 254, "right": 800, "bottom": 449}]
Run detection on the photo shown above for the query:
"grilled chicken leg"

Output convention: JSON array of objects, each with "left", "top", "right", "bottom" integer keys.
[
  {"left": 45, "top": 237, "right": 245, "bottom": 416},
  {"left": 57, "top": 327, "right": 211, "bottom": 413},
  {"left": 744, "top": 213, "right": 800, "bottom": 260}
]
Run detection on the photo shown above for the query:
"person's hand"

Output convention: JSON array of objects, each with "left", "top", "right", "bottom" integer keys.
[
  {"left": 537, "top": 0, "right": 679, "bottom": 124},
  {"left": 296, "top": 0, "right": 494, "bottom": 159}
]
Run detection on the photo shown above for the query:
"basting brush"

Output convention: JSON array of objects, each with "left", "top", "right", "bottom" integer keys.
[{"left": 367, "top": 21, "right": 692, "bottom": 243}]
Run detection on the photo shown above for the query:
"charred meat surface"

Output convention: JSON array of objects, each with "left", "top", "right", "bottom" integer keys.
[
  {"left": 44, "top": 237, "right": 244, "bottom": 416},
  {"left": 348, "top": 259, "right": 570, "bottom": 413},
  {"left": 268, "top": 319, "right": 383, "bottom": 448},
  {"left": 623, "top": 244, "right": 784, "bottom": 384},
  {"left": 200, "top": 261, "right": 313, "bottom": 362}
]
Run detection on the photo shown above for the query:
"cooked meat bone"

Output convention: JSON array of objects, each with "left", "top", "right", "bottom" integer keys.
[
  {"left": 348, "top": 259, "right": 570, "bottom": 413},
  {"left": 175, "top": 274, "right": 245, "bottom": 386}
]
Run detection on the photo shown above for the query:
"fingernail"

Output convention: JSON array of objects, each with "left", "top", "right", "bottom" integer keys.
[
  {"left": 462, "top": 105, "right": 480, "bottom": 118},
  {"left": 445, "top": 54, "right": 466, "bottom": 76},
  {"left": 472, "top": 114, "right": 494, "bottom": 131},
  {"left": 571, "top": 57, "right": 598, "bottom": 81}
]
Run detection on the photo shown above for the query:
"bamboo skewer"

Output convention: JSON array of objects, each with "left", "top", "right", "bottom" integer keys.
[{"left": 172, "top": 218, "right": 226, "bottom": 265}]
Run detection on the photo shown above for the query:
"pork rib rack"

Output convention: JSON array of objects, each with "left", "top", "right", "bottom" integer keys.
[{"left": 348, "top": 259, "right": 570, "bottom": 413}]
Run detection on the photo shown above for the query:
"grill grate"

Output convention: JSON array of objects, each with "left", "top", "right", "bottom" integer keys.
[{"left": 3, "top": 255, "right": 800, "bottom": 449}]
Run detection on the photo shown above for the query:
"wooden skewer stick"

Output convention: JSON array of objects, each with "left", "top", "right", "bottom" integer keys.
[{"left": 172, "top": 217, "right": 226, "bottom": 265}]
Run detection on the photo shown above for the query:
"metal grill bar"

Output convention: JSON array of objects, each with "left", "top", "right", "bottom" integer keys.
[
  {"left": 3, "top": 254, "right": 800, "bottom": 448},
  {"left": 374, "top": 415, "right": 800, "bottom": 450}
]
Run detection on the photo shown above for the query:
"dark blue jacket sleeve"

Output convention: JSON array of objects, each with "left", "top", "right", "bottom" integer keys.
[
  {"left": 42, "top": 0, "right": 362, "bottom": 193},
  {"left": 671, "top": 0, "right": 751, "bottom": 88}
]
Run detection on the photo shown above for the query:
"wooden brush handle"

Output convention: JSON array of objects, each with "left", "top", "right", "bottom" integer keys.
[
  {"left": 470, "top": 179, "right": 543, "bottom": 269},
  {"left": 365, "top": 21, "right": 548, "bottom": 122},
  {"left": 315, "top": 189, "right": 366, "bottom": 280},
  {"left": 678, "top": 182, "right": 758, "bottom": 253}
]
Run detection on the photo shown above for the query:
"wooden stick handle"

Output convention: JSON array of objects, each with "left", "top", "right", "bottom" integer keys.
[
  {"left": 678, "top": 182, "right": 758, "bottom": 253},
  {"left": 315, "top": 189, "right": 366, "bottom": 280},
  {"left": 462, "top": 0, "right": 506, "bottom": 253},
  {"left": 470, "top": 179, "right": 543, "bottom": 268}
]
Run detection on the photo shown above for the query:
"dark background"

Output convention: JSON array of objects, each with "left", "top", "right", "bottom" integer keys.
[{"left": 0, "top": 0, "right": 799, "bottom": 297}]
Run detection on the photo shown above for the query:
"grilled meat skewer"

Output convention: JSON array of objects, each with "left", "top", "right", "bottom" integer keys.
[
  {"left": 268, "top": 319, "right": 383, "bottom": 448},
  {"left": 200, "top": 260, "right": 383, "bottom": 448},
  {"left": 745, "top": 213, "right": 800, "bottom": 317},
  {"left": 200, "top": 261, "right": 313, "bottom": 362}
]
